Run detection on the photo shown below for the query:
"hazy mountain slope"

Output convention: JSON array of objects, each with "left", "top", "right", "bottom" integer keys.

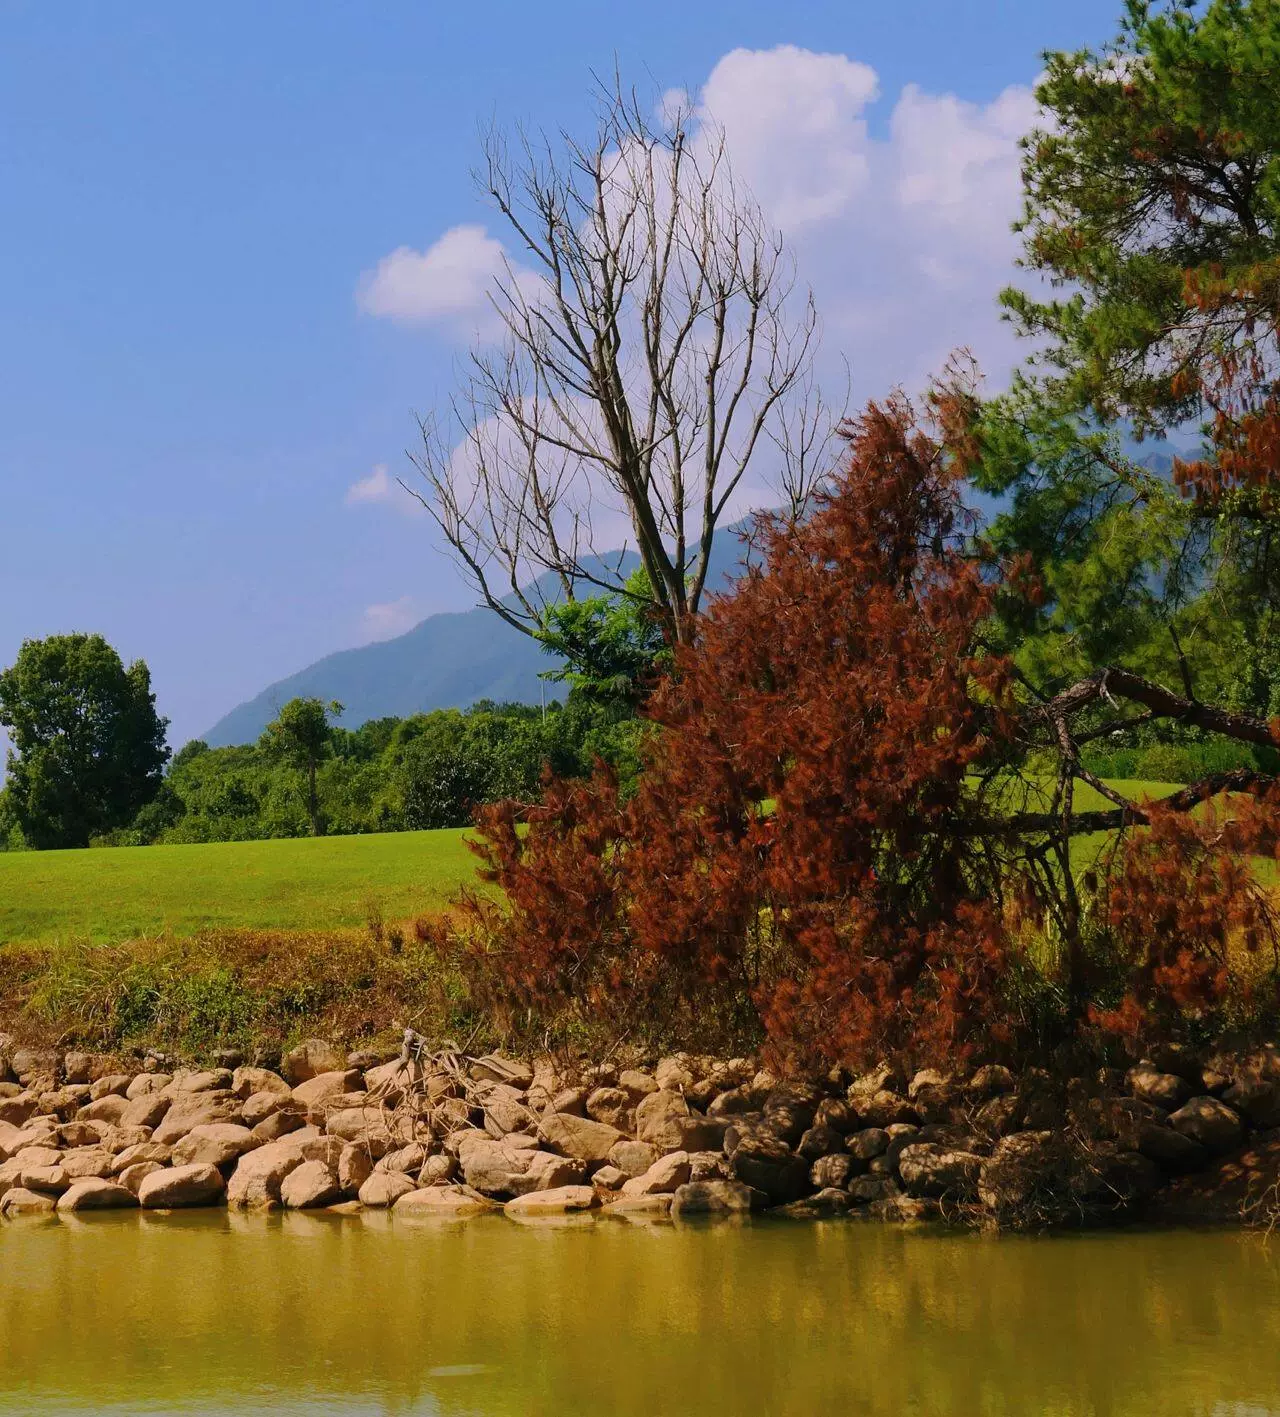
[{"left": 202, "top": 530, "right": 748, "bottom": 746}]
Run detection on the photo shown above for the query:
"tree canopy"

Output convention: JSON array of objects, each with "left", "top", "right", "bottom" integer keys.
[{"left": 0, "top": 633, "right": 169, "bottom": 849}]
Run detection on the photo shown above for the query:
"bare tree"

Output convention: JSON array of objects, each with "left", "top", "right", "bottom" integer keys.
[{"left": 409, "top": 81, "right": 830, "bottom": 645}]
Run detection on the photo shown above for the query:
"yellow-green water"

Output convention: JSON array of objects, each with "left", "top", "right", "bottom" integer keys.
[{"left": 2, "top": 1212, "right": 1279, "bottom": 1415}]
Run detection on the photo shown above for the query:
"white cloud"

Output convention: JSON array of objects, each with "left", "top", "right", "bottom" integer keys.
[
  {"left": 345, "top": 464, "right": 423, "bottom": 515},
  {"left": 698, "top": 46, "right": 880, "bottom": 229},
  {"left": 360, "top": 596, "right": 419, "bottom": 642},
  {"left": 355, "top": 224, "right": 510, "bottom": 329},
  {"left": 363, "top": 47, "right": 1044, "bottom": 404}
]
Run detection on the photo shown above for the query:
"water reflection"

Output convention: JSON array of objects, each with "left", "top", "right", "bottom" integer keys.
[{"left": 1, "top": 1211, "right": 1278, "bottom": 1415}]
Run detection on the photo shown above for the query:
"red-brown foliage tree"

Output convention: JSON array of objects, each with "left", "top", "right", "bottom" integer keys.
[{"left": 434, "top": 392, "right": 1025, "bottom": 1069}]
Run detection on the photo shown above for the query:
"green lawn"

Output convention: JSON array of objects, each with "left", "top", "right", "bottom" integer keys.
[
  {"left": 0, "top": 778, "right": 1217, "bottom": 950},
  {"left": 0, "top": 829, "right": 484, "bottom": 948}
]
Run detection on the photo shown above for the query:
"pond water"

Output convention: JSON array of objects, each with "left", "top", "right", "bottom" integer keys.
[{"left": 2, "top": 1212, "right": 1279, "bottom": 1416}]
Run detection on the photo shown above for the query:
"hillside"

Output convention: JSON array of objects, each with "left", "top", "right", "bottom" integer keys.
[{"left": 203, "top": 530, "right": 748, "bottom": 746}]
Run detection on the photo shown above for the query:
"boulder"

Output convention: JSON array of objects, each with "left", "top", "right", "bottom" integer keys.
[
  {"left": 394, "top": 1184, "right": 499, "bottom": 1216},
  {"left": 125, "top": 1073, "right": 172, "bottom": 1100},
  {"left": 323, "top": 1108, "right": 398, "bottom": 1150},
  {"left": 172, "top": 1124, "right": 261, "bottom": 1168},
  {"left": 377, "top": 1143, "right": 433, "bottom": 1175},
  {"left": 280, "top": 1041, "right": 346, "bottom": 1086},
  {"left": 470, "top": 1054, "right": 534, "bottom": 1089},
  {"left": 0, "top": 1095, "right": 38, "bottom": 1129},
  {"left": 1167, "top": 1096, "right": 1245, "bottom": 1154},
  {"left": 118, "top": 1162, "right": 165, "bottom": 1196},
  {"left": 670, "top": 1180, "right": 765, "bottom": 1216},
  {"left": 152, "top": 1094, "right": 241, "bottom": 1147},
  {"left": 232, "top": 1066, "right": 292, "bottom": 1100},
  {"left": 813, "top": 1098, "right": 856, "bottom": 1134},
  {"left": 635, "top": 1091, "right": 726, "bottom": 1154},
  {"left": 810, "top": 1153, "right": 858, "bottom": 1190},
  {"left": 280, "top": 1160, "right": 342, "bottom": 1209},
  {"left": 539, "top": 1112, "right": 626, "bottom": 1163},
  {"left": 168, "top": 1069, "right": 234, "bottom": 1095},
  {"left": 87, "top": 1074, "right": 132, "bottom": 1101},
  {"left": 357, "top": 1172, "right": 418, "bottom": 1209},
  {"left": 56, "top": 1179, "right": 138, "bottom": 1212},
  {"left": 12, "top": 1049, "right": 60, "bottom": 1090},
  {"left": 251, "top": 1107, "right": 307, "bottom": 1143},
  {"left": 138, "top": 1163, "right": 226, "bottom": 1209},
  {"left": 621, "top": 1151, "right": 691, "bottom": 1196},
  {"left": 480, "top": 1085, "right": 536, "bottom": 1138},
  {"left": 120, "top": 1092, "right": 171, "bottom": 1131},
  {"left": 730, "top": 1136, "right": 810, "bottom": 1204},
  {"left": 1135, "top": 1122, "right": 1208, "bottom": 1172},
  {"left": 1222, "top": 1067, "right": 1280, "bottom": 1129},
  {"left": 110, "top": 1142, "right": 173, "bottom": 1174},
  {"left": 292, "top": 1069, "right": 363, "bottom": 1115},
  {"left": 544, "top": 1087, "right": 588, "bottom": 1118},
  {"left": 585, "top": 1087, "right": 634, "bottom": 1132},
  {"left": 608, "top": 1140, "right": 660, "bottom": 1178},
  {"left": 226, "top": 1140, "right": 309, "bottom": 1208},
  {"left": 61, "top": 1148, "right": 114, "bottom": 1180},
  {"left": 847, "top": 1127, "right": 890, "bottom": 1162},
  {"left": 1127, "top": 1066, "right": 1192, "bottom": 1111},
  {"left": 19, "top": 1165, "right": 69, "bottom": 1194},
  {"left": 897, "top": 1144, "right": 983, "bottom": 1200},
  {"left": 604, "top": 1194, "right": 674, "bottom": 1218},
  {"left": 617, "top": 1070, "right": 659, "bottom": 1100},
  {"left": 0, "top": 1186, "right": 56, "bottom": 1216},
  {"left": 505, "top": 1184, "right": 599, "bottom": 1217},
  {"left": 338, "top": 1143, "right": 375, "bottom": 1194},
  {"left": 591, "top": 1165, "right": 627, "bottom": 1191},
  {"left": 775, "top": 1187, "right": 851, "bottom": 1219},
  {"left": 241, "top": 1091, "right": 288, "bottom": 1128},
  {"left": 689, "top": 1151, "right": 731, "bottom": 1183},
  {"left": 419, "top": 1154, "right": 457, "bottom": 1186},
  {"left": 76, "top": 1095, "right": 130, "bottom": 1127}
]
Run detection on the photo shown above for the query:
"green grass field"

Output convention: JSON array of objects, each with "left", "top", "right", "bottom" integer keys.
[
  {"left": 0, "top": 828, "right": 485, "bottom": 948},
  {"left": 0, "top": 779, "right": 1187, "bottom": 949}
]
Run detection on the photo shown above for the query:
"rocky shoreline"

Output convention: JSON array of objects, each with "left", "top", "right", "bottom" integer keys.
[{"left": 2, "top": 1033, "right": 1279, "bottom": 1227}]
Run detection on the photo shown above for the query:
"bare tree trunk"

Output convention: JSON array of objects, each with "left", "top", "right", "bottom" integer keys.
[{"left": 407, "top": 80, "right": 834, "bottom": 647}]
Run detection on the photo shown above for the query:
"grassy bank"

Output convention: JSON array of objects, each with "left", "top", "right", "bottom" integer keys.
[{"left": 0, "top": 828, "right": 482, "bottom": 947}]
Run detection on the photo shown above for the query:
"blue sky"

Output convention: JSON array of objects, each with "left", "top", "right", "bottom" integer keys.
[{"left": 0, "top": 0, "right": 1121, "bottom": 748}]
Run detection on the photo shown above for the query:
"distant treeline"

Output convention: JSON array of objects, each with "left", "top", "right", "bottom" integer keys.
[{"left": 1, "top": 697, "right": 643, "bottom": 849}]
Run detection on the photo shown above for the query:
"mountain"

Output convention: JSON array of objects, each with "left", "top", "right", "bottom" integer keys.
[{"left": 202, "top": 532, "right": 747, "bottom": 746}]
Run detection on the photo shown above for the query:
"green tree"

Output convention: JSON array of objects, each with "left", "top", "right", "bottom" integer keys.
[
  {"left": 982, "top": 0, "right": 1280, "bottom": 718},
  {"left": 0, "top": 633, "right": 170, "bottom": 849},
  {"left": 536, "top": 568, "right": 670, "bottom": 711},
  {"left": 258, "top": 698, "right": 342, "bottom": 836}
]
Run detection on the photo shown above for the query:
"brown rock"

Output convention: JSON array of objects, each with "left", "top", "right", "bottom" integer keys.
[
  {"left": 1167, "top": 1096, "right": 1245, "bottom": 1154},
  {"left": 61, "top": 1148, "right": 114, "bottom": 1180},
  {"left": 608, "top": 1140, "right": 659, "bottom": 1177},
  {"left": 505, "top": 1184, "right": 599, "bottom": 1217},
  {"left": 111, "top": 1141, "right": 173, "bottom": 1173},
  {"left": 251, "top": 1106, "right": 306, "bottom": 1143},
  {"left": 0, "top": 1186, "right": 57, "bottom": 1216},
  {"left": 168, "top": 1069, "right": 233, "bottom": 1095},
  {"left": 603, "top": 1194, "right": 673, "bottom": 1217},
  {"left": 120, "top": 1092, "right": 171, "bottom": 1131},
  {"left": 897, "top": 1143, "right": 983, "bottom": 1200},
  {"left": 19, "top": 1165, "right": 69, "bottom": 1194},
  {"left": 76, "top": 1095, "right": 130, "bottom": 1127},
  {"left": 280, "top": 1040, "right": 345, "bottom": 1086},
  {"left": 480, "top": 1085, "right": 535, "bottom": 1138},
  {"left": 418, "top": 1153, "right": 457, "bottom": 1186},
  {"left": 280, "top": 1160, "right": 342, "bottom": 1209},
  {"left": 655, "top": 1056, "right": 695, "bottom": 1092},
  {"left": 152, "top": 1094, "right": 241, "bottom": 1147},
  {"left": 0, "top": 1095, "right": 38, "bottom": 1128},
  {"left": 621, "top": 1151, "right": 690, "bottom": 1196},
  {"left": 1127, "top": 1066, "right": 1192, "bottom": 1111},
  {"left": 394, "top": 1184, "right": 499, "bottom": 1216},
  {"left": 469, "top": 1054, "right": 534, "bottom": 1089},
  {"left": 635, "top": 1091, "right": 727, "bottom": 1154},
  {"left": 670, "top": 1180, "right": 764, "bottom": 1215},
  {"left": 539, "top": 1111, "right": 626, "bottom": 1163},
  {"left": 172, "top": 1124, "right": 261, "bottom": 1168},
  {"left": 125, "top": 1073, "right": 172, "bottom": 1100},
  {"left": 338, "top": 1143, "right": 375, "bottom": 1194},
  {"left": 232, "top": 1066, "right": 291, "bottom": 1099},
  {"left": 118, "top": 1162, "right": 165, "bottom": 1195},
  {"left": 138, "top": 1162, "right": 226, "bottom": 1208},
  {"left": 292, "top": 1069, "right": 363, "bottom": 1113},
  {"left": 240, "top": 1090, "right": 287, "bottom": 1128},
  {"left": 617, "top": 1070, "right": 659, "bottom": 1100},
  {"left": 586, "top": 1087, "right": 635, "bottom": 1132},
  {"left": 56, "top": 1179, "right": 138, "bottom": 1212},
  {"left": 811, "top": 1153, "right": 858, "bottom": 1189},
  {"left": 357, "top": 1172, "right": 417, "bottom": 1208},
  {"left": 226, "top": 1140, "right": 308, "bottom": 1208}
]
